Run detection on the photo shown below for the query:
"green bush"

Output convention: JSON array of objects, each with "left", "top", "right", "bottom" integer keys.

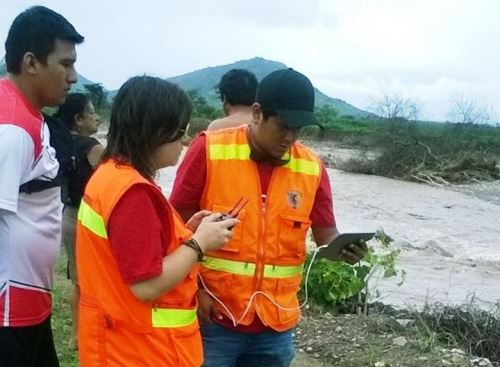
[
  {"left": 188, "top": 117, "right": 211, "bottom": 137},
  {"left": 301, "top": 230, "right": 403, "bottom": 313}
]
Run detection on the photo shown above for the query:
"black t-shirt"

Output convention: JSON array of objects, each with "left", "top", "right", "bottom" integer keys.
[{"left": 70, "top": 134, "right": 100, "bottom": 205}]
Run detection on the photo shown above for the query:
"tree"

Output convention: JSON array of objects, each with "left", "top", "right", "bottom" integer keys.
[
  {"left": 369, "top": 92, "right": 420, "bottom": 122},
  {"left": 315, "top": 105, "right": 338, "bottom": 126},
  {"left": 188, "top": 90, "right": 222, "bottom": 120},
  {"left": 447, "top": 93, "right": 492, "bottom": 125},
  {"left": 83, "top": 83, "right": 106, "bottom": 110}
]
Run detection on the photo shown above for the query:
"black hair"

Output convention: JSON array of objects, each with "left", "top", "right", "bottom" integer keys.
[
  {"left": 260, "top": 105, "right": 277, "bottom": 121},
  {"left": 103, "top": 76, "right": 192, "bottom": 179},
  {"left": 217, "top": 69, "right": 257, "bottom": 107},
  {"left": 5, "top": 6, "right": 84, "bottom": 74},
  {"left": 54, "top": 93, "right": 90, "bottom": 130}
]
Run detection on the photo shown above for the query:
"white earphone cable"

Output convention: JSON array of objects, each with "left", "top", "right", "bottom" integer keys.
[{"left": 198, "top": 244, "right": 328, "bottom": 327}]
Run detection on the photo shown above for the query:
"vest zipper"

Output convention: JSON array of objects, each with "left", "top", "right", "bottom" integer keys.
[{"left": 254, "top": 193, "right": 266, "bottom": 293}]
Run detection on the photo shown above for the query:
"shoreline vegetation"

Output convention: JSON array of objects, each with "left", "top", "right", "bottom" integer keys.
[{"left": 187, "top": 101, "right": 500, "bottom": 186}]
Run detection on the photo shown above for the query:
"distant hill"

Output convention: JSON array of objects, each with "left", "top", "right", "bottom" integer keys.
[
  {"left": 109, "top": 57, "right": 371, "bottom": 118},
  {"left": 73, "top": 73, "right": 106, "bottom": 92},
  {"left": 169, "top": 57, "right": 370, "bottom": 118},
  {"left": 2, "top": 57, "right": 369, "bottom": 118},
  {"left": 0, "top": 62, "right": 103, "bottom": 93}
]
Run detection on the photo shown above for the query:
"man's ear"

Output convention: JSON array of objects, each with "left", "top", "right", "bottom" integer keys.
[
  {"left": 252, "top": 103, "right": 262, "bottom": 124},
  {"left": 22, "top": 52, "right": 38, "bottom": 75}
]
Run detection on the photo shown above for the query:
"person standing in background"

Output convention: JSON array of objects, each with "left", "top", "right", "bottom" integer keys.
[
  {"left": 0, "top": 6, "right": 84, "bottom": 366},
  {"left": 54, "top": 92, "right": 104, "bottom": 349},
  {"left": 207, "top": 69, "right": 258, "bottom": 131}
]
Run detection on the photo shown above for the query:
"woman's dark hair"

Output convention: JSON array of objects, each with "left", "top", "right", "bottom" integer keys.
[
  {"left": 54, "top": 93, "right": 90, "bottom": 130},
  {"left": 103, "top": 75, "right": 192, "bottom": 179},
  {"left": 5, "top": 6, "right": 84, "bottom": 74}
]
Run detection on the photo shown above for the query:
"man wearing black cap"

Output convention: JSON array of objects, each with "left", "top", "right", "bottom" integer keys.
[{"left": 171, "top": 69, "right": 367, "bottom": 367}]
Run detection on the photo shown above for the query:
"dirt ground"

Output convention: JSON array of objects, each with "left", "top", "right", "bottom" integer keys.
[{"left": 290, "top": 306, "right": 496, "bottom": 367}]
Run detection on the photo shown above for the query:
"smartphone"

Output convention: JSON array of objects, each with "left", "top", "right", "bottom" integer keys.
[
  {"left": 215, "top": 198, "right": 248, "bottom": 230},
  {"left": 316, "top": 232, "right": 375, "bottom": 260}
]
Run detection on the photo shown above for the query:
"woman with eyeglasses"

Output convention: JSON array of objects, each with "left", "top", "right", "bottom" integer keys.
[{"left": 76, "top": 76, "right": 237, "bottom": 366}]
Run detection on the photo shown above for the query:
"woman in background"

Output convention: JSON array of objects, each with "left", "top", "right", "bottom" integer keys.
[
  {"left": 76, "top": 76, "right": 236, "bottom": 366},
  {"left": 55, "top": 93, "right": 104, "bottom": 348}
]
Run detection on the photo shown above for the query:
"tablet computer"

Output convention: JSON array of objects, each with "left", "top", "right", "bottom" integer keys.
[{"left": 316, "top": 232, "right": 375, "bottom": 260}]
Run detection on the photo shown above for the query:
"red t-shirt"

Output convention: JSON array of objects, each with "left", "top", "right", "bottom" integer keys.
[
  {"left": 171, "top": 134, "right": 335, "bottom": 227},
  {"left": 170, "top": 134, "right": 336, "bottom": 332},
  {"left": 107, "top": 184, "right": 170, "bottom": 284}
]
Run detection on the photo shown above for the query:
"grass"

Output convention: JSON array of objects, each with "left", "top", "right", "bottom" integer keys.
[{"left": 52, "top": 251, "right": 80, "bottom": 366}]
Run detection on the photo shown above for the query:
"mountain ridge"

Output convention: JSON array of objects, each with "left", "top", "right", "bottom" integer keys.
[
  {"left": 1, "top": 57, "right": 369, "bottom": 118},
  {"left": 166, "top": 57, "right": 370, "bottom": 118}
]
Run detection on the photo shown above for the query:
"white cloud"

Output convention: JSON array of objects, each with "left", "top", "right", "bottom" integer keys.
[{"left": 1, "top": 0, "right": 499, "bottom": 121}]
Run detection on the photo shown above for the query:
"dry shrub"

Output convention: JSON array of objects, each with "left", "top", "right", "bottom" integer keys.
[
  {"left": 418, "top": 302, "right": 500, "bottom": 363},
  {"left": 333, "top": 135, "right": 499, "bottom": 185}
]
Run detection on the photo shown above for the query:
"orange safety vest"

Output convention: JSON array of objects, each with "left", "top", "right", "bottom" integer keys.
[
  {"left": 200, "top": 126, "right": 322, "bottom": 331},
  {"left": 76, "top": 160, "right": 202, "bottom": 367}
]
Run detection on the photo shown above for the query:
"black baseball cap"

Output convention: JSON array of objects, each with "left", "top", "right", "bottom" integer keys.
[{"left": 256, "top": 68, "right": 321, "bottom": 129}]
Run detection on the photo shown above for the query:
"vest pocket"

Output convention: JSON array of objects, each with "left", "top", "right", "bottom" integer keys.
[
  {"left": 169, "top": 322, "right": 203, "bottom": 366},
  {"left": 78, "top": 303, "right": 107, "bottom": 366},
  {"left": 277, "top": 213, "right": 310, "bottom": 260},
  {"left": 211, "top": 204, "right": 247, "bottom": 253},
  {"left": 276, "top": 277, "right": 302, "bottom": 325}
]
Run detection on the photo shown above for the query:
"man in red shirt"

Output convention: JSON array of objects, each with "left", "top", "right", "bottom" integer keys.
[
  {"left": 207, "top": 69, "right": 257, "bottom": 131},
  {"left": 171, "top": 69, "right": 367, "bottom": 367},
  {"left": 0, "top": 6, "right": 83, "bottom": 367}
]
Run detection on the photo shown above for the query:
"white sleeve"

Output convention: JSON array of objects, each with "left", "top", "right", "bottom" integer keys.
[{"left": 0, "top": 125, "right": 34, "bottom": 213}]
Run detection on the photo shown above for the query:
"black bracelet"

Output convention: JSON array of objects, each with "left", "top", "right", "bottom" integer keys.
[{"left": 182, "top": 238, "right": 204, "bottom": 262}]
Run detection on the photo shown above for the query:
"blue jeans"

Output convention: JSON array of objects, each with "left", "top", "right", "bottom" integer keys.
[{"left": 201, "top": 322, "right": 295, "bottom": 367}]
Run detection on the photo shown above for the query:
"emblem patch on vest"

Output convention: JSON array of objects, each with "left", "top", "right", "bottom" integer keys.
[{"left": 287, "top": 190, "right": 302, "bottom": 209}]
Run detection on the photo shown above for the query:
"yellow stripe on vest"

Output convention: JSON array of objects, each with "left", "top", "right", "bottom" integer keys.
[
  {"left": 263, "top": 264, "right": 304, "bottom": 278},
  {"left": 78, "top": 200, "right": 108, "bottom": 239},
  {"left": 284, "top": 158, "right": 320, "bottom": 176},
  {"left": 209, "top": 144, "right": 251, "bottom": 160},
  {"left": 203, "top": 256, "right": 256, "bottom": 276},
  {"left": 203, "top": 257, "right": 303, "bottom": 278},
  {"left": 152, "top": 308, "right": 197, "bottom": 328}
]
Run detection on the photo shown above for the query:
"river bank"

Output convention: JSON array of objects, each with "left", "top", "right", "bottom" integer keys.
[
  {"left": 156, "top": 144, "right": 500, "bottom": 366},
  {"left": 159, "top": 146, "right": 500, "bottom": 310}
]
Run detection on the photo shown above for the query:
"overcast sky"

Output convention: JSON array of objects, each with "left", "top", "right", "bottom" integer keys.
[{"left": 1, "top": 0, "right": 499, "bottom": 122}]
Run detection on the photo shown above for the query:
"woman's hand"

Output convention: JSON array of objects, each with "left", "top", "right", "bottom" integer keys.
[
  {"left": 185, "top": 210, "right": 212, "bottom": 232},
  {"left": 192, "top": 213, "right": 239, "bottom": 253}
]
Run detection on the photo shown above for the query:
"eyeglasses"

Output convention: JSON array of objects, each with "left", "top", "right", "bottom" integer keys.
[{"left": 166, "top": 127, "right": 187, "bottom": 143}]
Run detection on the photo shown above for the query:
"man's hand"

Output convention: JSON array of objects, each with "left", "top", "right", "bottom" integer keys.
[
  {"left": 196, "top": 289, "right": 223, "bottom": 325},
  {"left": 339, "top": 240, "right": 368, "bottom": 265}
]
